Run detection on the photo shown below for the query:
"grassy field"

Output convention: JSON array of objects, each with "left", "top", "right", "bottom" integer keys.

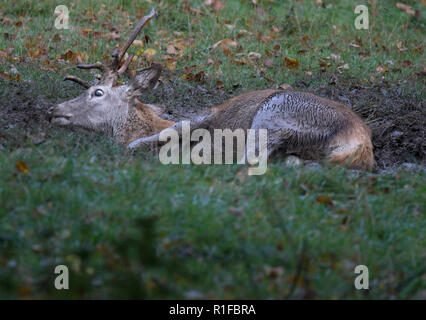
[{"left": 0, "top": 0, "right": 425, "bottom": 299}]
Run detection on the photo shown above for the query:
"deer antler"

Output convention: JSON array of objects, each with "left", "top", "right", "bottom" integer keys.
[
  {"left": 63, "top": 75, "right": 90, "bottom": 89},
  {"left": 64, "top": 7, "right": 157, "bottom": 88}
]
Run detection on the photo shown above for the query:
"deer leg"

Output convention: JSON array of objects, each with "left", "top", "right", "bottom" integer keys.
[
  {"left": 127, "top": 114, "right": 211, "bottom": 151},
  {"left": 240, "top": 124, "right": 305, "bottom": 168},
  {"left": 238, "top": 129, "right": 282, "bottom": 166}
]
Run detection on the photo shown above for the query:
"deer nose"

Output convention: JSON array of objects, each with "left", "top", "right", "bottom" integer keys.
[
  {"left": 47, "top": 106, "right": 56, "bottom": 122},
  {"left": 47, "top": 105, "right": 73, "bottom": 122}
]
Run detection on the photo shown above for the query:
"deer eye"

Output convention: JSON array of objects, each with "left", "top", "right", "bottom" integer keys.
[{"left": 94, "top": 89, "right": 104, "bottom": 97}]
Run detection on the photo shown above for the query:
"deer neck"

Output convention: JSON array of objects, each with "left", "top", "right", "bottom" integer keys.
[{"left": 113, "top": 100, "right": 175, "bottom": 145}]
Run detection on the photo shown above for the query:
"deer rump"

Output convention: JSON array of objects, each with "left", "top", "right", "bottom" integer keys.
[{"left": 129, "top": 89, "right": 375, "bottom": 171}]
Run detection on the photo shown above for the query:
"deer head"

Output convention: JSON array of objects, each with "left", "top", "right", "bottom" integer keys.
[{"left": 49, "top": 8, "right": 169, "bottom": 143}]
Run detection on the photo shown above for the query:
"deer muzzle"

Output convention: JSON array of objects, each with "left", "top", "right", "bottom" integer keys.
[{"left": 48, "top": 106, "right": 73, "bottom": 125}]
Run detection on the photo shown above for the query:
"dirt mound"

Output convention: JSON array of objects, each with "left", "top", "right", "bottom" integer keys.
[{"left": 1, "top": 73, "right": 424, "bottom": 169}]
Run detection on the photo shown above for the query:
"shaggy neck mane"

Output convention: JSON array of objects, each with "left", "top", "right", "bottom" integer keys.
[{"left": 114, "top": 99, "right": 175, "bottom": 145}]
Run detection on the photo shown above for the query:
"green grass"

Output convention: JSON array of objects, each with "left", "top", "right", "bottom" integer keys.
[
  {"left": 0, "top": 129, "right": 425, "bottom": 299},
  {"left": 0, "top": 0, "right": 424, "bottom": 92},
  {"left": 0, "top": 0, "right": 425, "bottom": 299}
]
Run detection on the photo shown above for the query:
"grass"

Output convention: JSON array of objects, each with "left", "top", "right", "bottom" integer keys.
[
  {"left": 0, "top": 129, "right": 425, "bottom": 299},
  {"left": 0, "top": 0, "right": 425, "bottom": 299}
]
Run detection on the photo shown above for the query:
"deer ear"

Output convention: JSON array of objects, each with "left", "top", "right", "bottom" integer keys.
[{"left": 127, "top": 64, "right": 162, "bottom": 96}]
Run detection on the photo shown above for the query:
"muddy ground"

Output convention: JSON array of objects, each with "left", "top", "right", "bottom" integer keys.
[{"left": 0, "top": 72, "right": 424, "bottom": 170}]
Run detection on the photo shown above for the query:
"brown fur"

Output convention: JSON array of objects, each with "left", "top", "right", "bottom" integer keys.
[
  {"left": 119, "top": 100, "right": 175, "bottom": 145},
  {"left": 328, "top": 123, "right": 375, "bottom": 171}
]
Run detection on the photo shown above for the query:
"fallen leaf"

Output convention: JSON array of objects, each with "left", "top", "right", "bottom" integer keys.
[
  {"left": 16, "top": 161, "right": 29, "bottom": 174},
  {"left": 141, "top": 48, "right": 156, "bottom": 59},
  {"left": 398, "top": 60, "right": 412, "bottom": 67},
  {"left": 316, "top": 196, "right": 333, "bottom": 206},
  {"left": 59, "top": 50, "right": 88, "bottom": 64},
  {"left": 376, "top": 65, "right": 388, "bottom": 73},
  {"left": 209, "top": 38, "right": 238, "bottom": 51},
  {"left": 232, "top": 58, "right": 247, "bottom": 65},
  {"left": 396, "top": 2, "right": 416, "bottom": 15},
  {"left": 205, "top": 0, "right": 225, "bottom": 12},
  {"left": 80, "top": 28, "right": 92, "bottom": 37},
  {"left": 133, "top": 40, "right": 144, "bottom": 47},
  {"left": 222, "top": 47, "right": 234, "bottom": 56},
  {"left": 163, "top": 57, "right": 177, "bottom": 70},
  {"left": 167, "top": 45, "right": 178, "bottom": 55},
  {"left": 283, "top": 57, "right": 299, "bottom": 68},
  {"left": 248, "top": 52, "right": 261, "bottom": 60}
]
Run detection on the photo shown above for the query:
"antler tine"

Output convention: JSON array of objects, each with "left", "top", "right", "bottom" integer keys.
[
  {"left": 63, "top": 75, "right": 90, "bottom": 89},
  {"left": 68, "top": 8, "right": 156, "bottom": 87},
  {"left": 114, "top": 7, "right": 156, "bottom": 67},
  {"left": 76, "top": 62, "right": 106, "bottom": 71},
  {"left": 117, "top": 53, "right": 135, "bottom": 76}
]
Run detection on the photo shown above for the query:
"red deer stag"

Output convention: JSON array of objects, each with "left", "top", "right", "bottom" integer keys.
[{"left": 50, "top": 8, "right": 375, "bottom": 171}]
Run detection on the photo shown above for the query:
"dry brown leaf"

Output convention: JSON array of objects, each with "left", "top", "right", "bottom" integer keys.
[
  {"left": 316, "top": 196, "right": 333, "bottom": 206},
  {"left": 204, "top": 0, "right": 225, "bottom": 12},
  {"left": 163, "top": 57, "right": 177, "bottom": 71},
  {"left": 248, "top": 52, "right": 261, "bottom": 61},
  {"left": 16, "top": 161, "right": 29, "bottom": 174},
  {"left": 236, "top": 29, "right": 251, "bottom": 38},
  {"left": 80, "top": 28, "right": 92, "bottom": 37},
  {"left": 376, "top": 65, "right": 388, "bottom": 73},
  {"left": 232, "top": 58, "right": 247, "bottom": 65},
  {"left": 398, "top": 60, "right": 412, "bottom": 67},
  {"left": 133, "top": 40, "right": 144, "bottom": 47},
  {"left": 59, "top": 50, "right": 88, "bottom": 64},
  {"left": 209, "top": 38, "right": 238, "bottom": 51},
  {"left": 396, "top": 2, "right": 415, "bottom": 15},
  {"left": 283, "top": 57, "right": 299, "bottom": 69},
  {"left": 222, "top": 47, "right": 234, "bottom": 56},
  {"left": 167, "top": 45, "right": 178, "bottom": 55}
]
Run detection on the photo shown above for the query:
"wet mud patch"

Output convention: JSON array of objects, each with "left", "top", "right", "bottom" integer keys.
[{"left": 0, "top": 72, "right": 424, "bottom": 169}]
